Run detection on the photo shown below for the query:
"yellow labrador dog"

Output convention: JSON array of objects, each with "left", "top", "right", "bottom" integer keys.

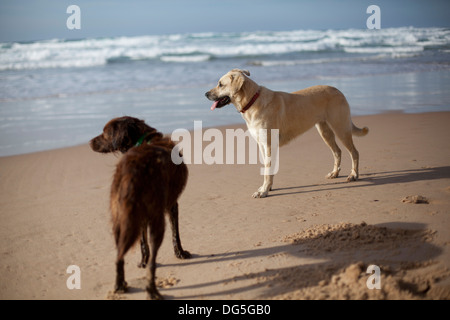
[{"left": 206, "top": 69, "right": 368, "bottom": 198}]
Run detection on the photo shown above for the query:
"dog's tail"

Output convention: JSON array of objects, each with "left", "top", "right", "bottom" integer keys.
[
  {"left": 352, "top": 123, "right": 369, "bottom": 137},
  {"left": 112, "top": 201, "right": 142, "bottom": 261}
]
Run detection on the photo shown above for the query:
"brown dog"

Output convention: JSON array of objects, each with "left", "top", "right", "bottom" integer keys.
[{"left": 90, "top": 116, "right": 190, "bottom": 300}]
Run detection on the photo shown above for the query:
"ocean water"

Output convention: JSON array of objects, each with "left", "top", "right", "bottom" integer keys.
[{"left": 1, "top": 27, "right": 450, "bottom": 156}]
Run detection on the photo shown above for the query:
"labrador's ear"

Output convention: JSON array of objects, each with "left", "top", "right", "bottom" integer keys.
[
  {"left": 230, "top": 72, "right": 247, "bottom": 95},
  {"left": 230, "top": 68, "right": 250, "bottom": 77}
]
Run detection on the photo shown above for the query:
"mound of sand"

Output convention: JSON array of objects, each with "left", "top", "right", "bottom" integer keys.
[
  {"left": 262, "top": 222, "right": 449, "bottom": 299},
  {"left": 268, "top": 261, "right": 450, "bottom": 300}
]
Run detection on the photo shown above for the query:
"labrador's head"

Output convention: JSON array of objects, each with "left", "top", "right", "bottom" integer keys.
[{"left": 205, "top": 69, "right": 251, "bottom": 110}]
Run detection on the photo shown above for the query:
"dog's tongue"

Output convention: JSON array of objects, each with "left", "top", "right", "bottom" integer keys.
[{"left": 211, "top": 100, "right": 219, "bottom": 111}]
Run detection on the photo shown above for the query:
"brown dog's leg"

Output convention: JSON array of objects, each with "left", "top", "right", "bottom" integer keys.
[
  {"left": 146, "top": 215, "right": 165, "bottom": 300},
  {"left": 113, "top": 221, "right": 128, "bottom": 293},
  {"left": 138, "top": 228, "right": 149, "bottom": 268},
  {"left": 113, "top": 207, "right": 141, "bottom": 293},
  {"left": 115, "top": 258, "right": 127, "bottom": 293},
  {"left": 169, "top": 203, "right": 191, "bottom": 259}
]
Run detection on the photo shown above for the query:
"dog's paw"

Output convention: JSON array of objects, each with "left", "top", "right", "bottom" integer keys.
[
  {"left": 146, "top": 286, "right": 163, "bottom": 300},
  {"left": 346, "top": 174, "right": 358, "bottom": 182},
  {"left": 326, "top": 171, "right": 340, "bottom": 179},
  {"left": 148, "top": 291, "right": 163, "bottom": 300},
  {"left": 252, "top": 191, "right": 269, "bottom": 198},
  {"left": 175, "top": 250, "right": 192, "bottom": 259},
  {"left": 137, "top": 261, "right": 147, "bottom": 268},
  {"left": 114, "top": 281, "right": 128, "bottom": 294}
]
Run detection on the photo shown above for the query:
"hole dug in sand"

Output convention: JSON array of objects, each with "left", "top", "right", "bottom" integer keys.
[{"left": 282, "top": 222, "right": 435, "bottom": 253}]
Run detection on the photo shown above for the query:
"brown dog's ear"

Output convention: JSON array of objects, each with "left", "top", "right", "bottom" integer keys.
[
  {"left": 231, "top": 69, "right": 250, "bottom": 77},
  {"left": 108, "top": 117, "right": 148, "bottom": 153}
]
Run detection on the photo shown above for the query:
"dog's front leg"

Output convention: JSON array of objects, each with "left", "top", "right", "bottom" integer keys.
[
  {"left": 252, "top": 140, "right": 273, "bottom": 198},
  {"left": 169, "top": 203, "right": 191, "bottom": 259},
  {"left": 252, "top": 172, "right": 273, "bottom": 198}
]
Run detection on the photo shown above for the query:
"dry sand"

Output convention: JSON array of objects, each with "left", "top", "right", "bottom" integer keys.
[{"left": 0, "top": 111, "right": 449, "bottom": 300}]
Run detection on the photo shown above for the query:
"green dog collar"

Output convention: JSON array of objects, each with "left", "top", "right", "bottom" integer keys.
[{"left": 135, "top": 132, "right": 152, "bottom": 147}]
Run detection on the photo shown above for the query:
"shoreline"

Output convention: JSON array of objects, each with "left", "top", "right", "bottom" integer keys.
[
  {"left": 2, "top": 67, "right": 450, "bottom": 158},
  {"left": 0, "top": 111, "right": 449, "bottom": 299},
  {"left": 0, "top": 109, "right": 445, "bottom": 160}
]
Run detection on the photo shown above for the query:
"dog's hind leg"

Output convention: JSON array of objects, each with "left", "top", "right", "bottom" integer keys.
[
  {"left": 138, "top": 228, "right": 150, "bottom": 268},
  {"left": 114, "top": 226, "right": 140, "bottom": 293},
  {"left": 334, "top": 129, "right": 360, "bottom": 182},
  {"left": 115, "top": 258, "right": 127, "bottom": 293},
  {"left": 113, "top": 205, "right": 142, "bottom": 293},
  {"left": 146, "top": 214, "right": 165, "bottom": 300},
  {"left": 168, "top": 202, "right": 191, "bottom": 259},
  {"left": 315, "top": 121, "right": 341, "bottom": 179}
]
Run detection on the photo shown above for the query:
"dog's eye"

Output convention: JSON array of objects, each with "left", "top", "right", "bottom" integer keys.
[{"left": 218, "top": 82, "right": 223, "bottom": 88}]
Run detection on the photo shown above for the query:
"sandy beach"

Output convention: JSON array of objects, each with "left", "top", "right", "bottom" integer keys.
[{"left": 0, "top": 111, "right": 449, "bottom": 300}]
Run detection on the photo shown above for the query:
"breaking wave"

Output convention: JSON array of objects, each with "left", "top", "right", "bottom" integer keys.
[{"left": 1, "top": 27, "right": 449, "bottom": 71}]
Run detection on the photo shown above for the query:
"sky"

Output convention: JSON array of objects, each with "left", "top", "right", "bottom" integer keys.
[{"left": 0, "top": 0, "right": 449, "bottom": 42}]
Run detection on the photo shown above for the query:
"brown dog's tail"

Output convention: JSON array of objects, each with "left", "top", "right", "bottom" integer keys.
[
  {"left": 112, "top": 200, "right": 142, "bottom": 261},
  {"left": 352, "top": 123, "right": 369, "bottom": 137}
]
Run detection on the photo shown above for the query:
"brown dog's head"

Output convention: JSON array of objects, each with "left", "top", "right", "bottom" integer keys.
[
  {"left": 205, "top": 69, "right": 252, "bottom": 110},
  {"left": 90, "top": 116, "right": 162, "bottom": 154}
]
